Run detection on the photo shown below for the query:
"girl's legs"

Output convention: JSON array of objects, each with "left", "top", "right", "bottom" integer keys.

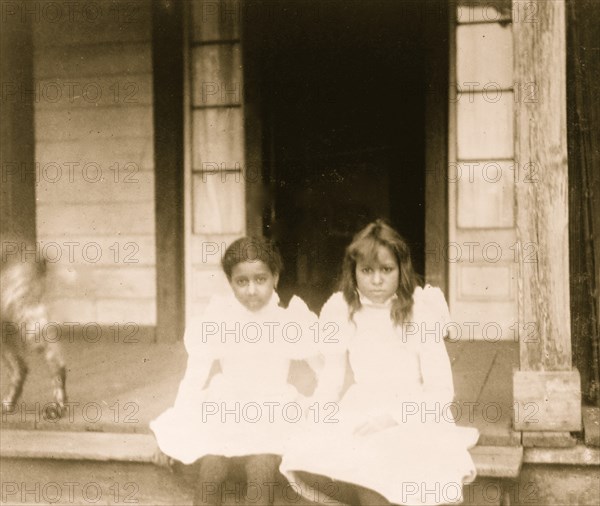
[
  {"left": 244, "top": 454, "right": 281, "bottom": 506},
  {"left": 193, "top": 455, "right": 230, "bottom": 506}
]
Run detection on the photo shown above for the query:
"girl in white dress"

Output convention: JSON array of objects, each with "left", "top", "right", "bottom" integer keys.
[
  {"left": 280, "top": 220, "right": 479, "bottom": 506},
  {"left": 151, "top": 237, "right": 319, "bottom": 506}
]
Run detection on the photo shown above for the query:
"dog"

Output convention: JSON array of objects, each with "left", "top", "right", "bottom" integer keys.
[{"left": 1, "top": 256, "right": 67, "bottom": 415}]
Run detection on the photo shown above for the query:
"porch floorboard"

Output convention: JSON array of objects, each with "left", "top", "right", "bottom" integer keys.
[{"left": 1, "top": 338, "right": 519, "bottom": 444}]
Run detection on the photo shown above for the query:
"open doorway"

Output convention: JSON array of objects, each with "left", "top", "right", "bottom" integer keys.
[{"left": 245, "top": 0, "right": 442, "bottom": 311}]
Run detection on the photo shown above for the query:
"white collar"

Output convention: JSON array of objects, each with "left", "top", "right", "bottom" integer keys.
[{"left": 357, "top": 289, "right": 397, "bottom": 309}]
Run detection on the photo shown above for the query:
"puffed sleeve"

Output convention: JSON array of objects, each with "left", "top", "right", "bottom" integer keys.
[
  {"left": 417, "top": 286, "right": 455, "bottom": 406},
  {"left": 311, "top": 292, "right": 353, "bottom": 402},
  {"left": 175, "top": 297, "right": 226, "bottom": 407}
]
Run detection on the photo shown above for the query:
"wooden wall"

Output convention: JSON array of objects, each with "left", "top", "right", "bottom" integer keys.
[
  {"left": 448, "top": 1, "right": 518, "bottom": 340},
  {"left": 32, "top": 0, "right": 157, "bottom": 326}
]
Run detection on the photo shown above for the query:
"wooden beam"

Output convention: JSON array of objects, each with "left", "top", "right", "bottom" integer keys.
[
  {"left": 152, "top": 0, "right": 185, "bottom": 342},
  {"left": 242, "top": 3, "right": 265, "bottom": 237},
  {"left": 512, "top": 0, "right": 581, "bottom": 431},
  {"left": 424, "top": 0, "right": 450, "bottom": 293},
  {"left": 514, "top": 370, "right": 581, "bottom": 431},
  {"left": 513, "top": 0, "right": 570, "bottom": 371},
  {"left": 0, "top": 1, "right": 36, "bottom": 246}
]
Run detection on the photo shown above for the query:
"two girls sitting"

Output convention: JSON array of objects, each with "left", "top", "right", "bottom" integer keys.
[{"left": 151, "top": 221, "right": 478, "bottom": 506}]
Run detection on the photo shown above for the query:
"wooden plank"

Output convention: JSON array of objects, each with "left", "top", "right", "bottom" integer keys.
[
  {"left": 513, "top": 0, "right": 571, "bottom": 372},
  {"left": 241, "top": 13, "right": 265, "bottom": 237},
  {"left": 1, "top": 342, "right": 183, "bottom": 432},
  {"left": 96, "top": 299, "right": 157, "bottom": 326},
  {"left": 152, "top": 0, "right": 185, "bottom": 344},
  {"left": 456, "top": 23, "right": 513, "bottom": 89},
  {"left": 523, "top": 444, "right": 600, "bottom": 465},
  {"left": 36, "top": 235, "right": 157, "bottom": 266},
  {"left": 34, "top": 42, "right": 152, "bottom": 78},
  {"left": 35, "top": 106, "right": 153, "bottom": 142},
  {"left": 0, "top": 431, "right": 524, "bottom": 481},
  {"left": 513, "top": 370, "right": 581, "bottom": 431},
  {"left": 36, "top": 202, "right": 155, "bottom": 235},
  {"left": 457, "top": 160, "right": 514, "bottom": 228},
  {"left": 1, "top": 0, "right": 36, "bottom": 244},
  {"left": 35, "top": 73, "right": 153, "bottom": 109},
  {"left": 36, "top": 136, "right": 155, "bottom": 171},
  {"left": 31, "top": 0, "right": 152, "bottom": 48},
  {"left": 456, "top": 91, "right": 514, "bottom": 160},
  {"left": 423, "top": 0, "right": 449, "bottom": 291},
  {"left": 522, "top": 431, "right": 576, "bottom": 448},
  {"left": 0, "top": 430, "right": 156, "bottom": 462},
  {"left": 475, "top": 342, "right": 521, "bottom": 445},
  {"left": 452, "top": 341, "right": 498, "bottom": 404},
  {"left": 0, "top": 458, "right": 193, "bottom": 506},
  {"left": 468, "top": 446, "right": 523, "bottom": 478},
  {"left": 88, "top": 266, "right": 157, "bottom": 298},
  {"left": 583, "top": 407, "right": 600, "bottom": 447},
  {"left": 36, "top": 171, "right": 155, "bottom": 204}
]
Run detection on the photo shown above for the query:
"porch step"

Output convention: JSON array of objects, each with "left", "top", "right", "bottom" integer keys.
[{"left": 0, "top": 429, "right": 524, "bottom": 479}]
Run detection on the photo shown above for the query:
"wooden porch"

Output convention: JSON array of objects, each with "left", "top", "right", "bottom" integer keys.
[
  {"left": 1, "top": 339, "right": 519, "bottom": 445},
  {"left": 1, "top": 339, "right": 528, "bottom": 505}
]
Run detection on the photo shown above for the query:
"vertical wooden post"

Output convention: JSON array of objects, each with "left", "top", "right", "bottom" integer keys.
[
  {"left": 424, "top": 0, "right": 450, "bottom": 293},
  {"left": 0, "top": 1, "right": 36, "bottom": 246},
  {"left": 152, "top": 0, "right": 185, "bottom": 342},
  {"left": 513, "top": 0, "right": 581, "bottom": 434}
]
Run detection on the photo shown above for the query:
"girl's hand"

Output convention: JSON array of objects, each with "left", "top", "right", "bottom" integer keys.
[{"left": 353, "top": 414, "right": 397, "bottom": 437}]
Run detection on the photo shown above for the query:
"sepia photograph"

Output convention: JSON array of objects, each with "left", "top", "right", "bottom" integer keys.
[{"left": 1, "top": 0, "right": 599, "bottom": 504}]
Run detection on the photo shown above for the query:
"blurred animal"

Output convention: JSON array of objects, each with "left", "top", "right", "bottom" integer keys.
[{"left": 1, "top": 257, "right": 66, "bottom": 414}]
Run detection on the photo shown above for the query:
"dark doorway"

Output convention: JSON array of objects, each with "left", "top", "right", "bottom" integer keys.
[{"left": 245, "top": 1, "right": 437, "bottom": 311}]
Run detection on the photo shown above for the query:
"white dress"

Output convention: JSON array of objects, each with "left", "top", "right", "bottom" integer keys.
[
  {"left": 280, "top": 286, "right": 479, "bottom": 506},
  {"left": 150, "top": 293, "right": 319, "bottom": 464}
]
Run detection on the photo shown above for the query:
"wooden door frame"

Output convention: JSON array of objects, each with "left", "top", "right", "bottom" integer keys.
[
  {"left": 424, "top": 1, "right": 450, "bottom": 294},
  {"left": 152, "top": 0, "right": 185, "bottom": 342},
  {"left": 241, "top": 2, "right": 450, "bottom": 293}
]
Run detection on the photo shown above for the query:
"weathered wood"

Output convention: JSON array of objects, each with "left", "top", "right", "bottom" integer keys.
[
  {"left": 0, "top": 430, "right": 157, "bottom": 462},
  {"left": 523, "top": 444, "right": 600, "bottom": 465},
  {"left": 0, "top": 429, "right": 523, "bottom": 481},
  {"left": 424, "top": 0, "right": 449, "bottom": 291},
  {"left": 468, "top": 445, "right": 523, "bottom": 479},
  {"left": 582, "top": 407, "right": 600, "bottom": 447},
  {"left": 0, "top": 0, "right": 36, "bottom": 244},
  {"left": 152, "top": 0, "right": 185, "bottom": 342},
  {"left": 513, "top": 0, "right": 571, "bottom": 372},
  {"left": 513, "top": 370, "right": 581, "bottom": 431},
  {"left": 521, "top": 431, "right": 576, "bottom": 448}
]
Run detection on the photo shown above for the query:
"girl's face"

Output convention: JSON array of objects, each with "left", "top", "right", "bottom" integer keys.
[
  {"left": 355, "top": 245, "right": 399, "bottom": 304},
  {"left": 229, "top": 260, "right": 278, "bottom": 312}
]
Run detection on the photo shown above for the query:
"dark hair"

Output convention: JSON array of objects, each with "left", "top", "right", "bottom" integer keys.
[
  {"left": 221, "top": 236, "right": 283, "bottom": 280},
  {"left": 339, "top": 219, "right": 421, "bottom": 325}
]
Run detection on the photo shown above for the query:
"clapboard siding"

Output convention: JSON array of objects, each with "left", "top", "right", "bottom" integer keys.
[
  {"left": 32, "top": 0, "right": 151, "bottom": 47},
  {"left": 36, "top": 137, "right": 154, "bottom": 170},
  {"left": 36, "top": 202, "right": 155, "bottom": 235},
  {"left": 35, "top": 107, "right": 153, "bottom": 141},
  {"left": 34, "top": 42, "right": 152, "bottom": 78},
  {"left": 36, "top": 171, "right": 155, "bottom": 203},
  {"left": 33, "top": 0, "right": 156, "bottom": 325},
  {"left": 34, "top": 74, "right": 153, "bottom": 109}
]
